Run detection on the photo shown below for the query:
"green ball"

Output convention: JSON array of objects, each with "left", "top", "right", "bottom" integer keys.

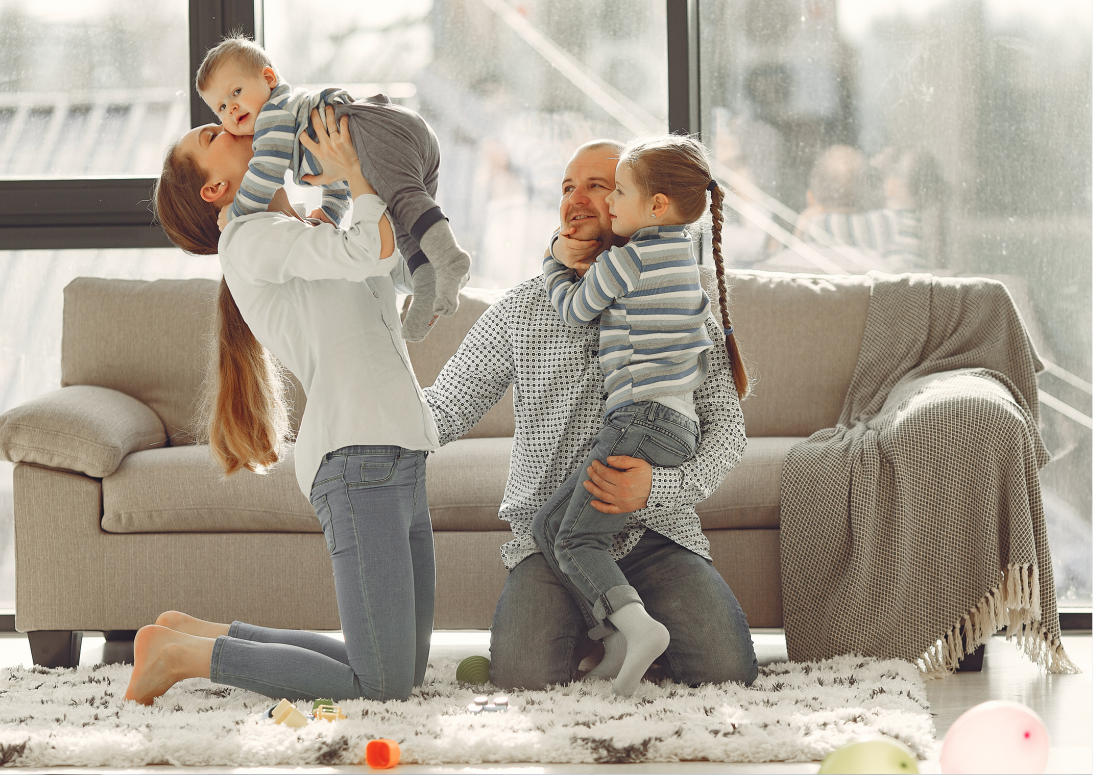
[
  {"left": 818, "top": 738, "right": 919, "bottom": 774},
  {"left": 456, "top": 655, "right": 492, "bottom": 685}
]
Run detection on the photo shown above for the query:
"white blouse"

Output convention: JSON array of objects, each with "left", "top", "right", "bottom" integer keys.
[{"left": 218, "top": 194, "right": 439, "bottom": 497}]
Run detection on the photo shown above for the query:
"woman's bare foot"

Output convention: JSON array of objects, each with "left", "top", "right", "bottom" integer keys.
[
  {"left": 155, "top": 610, "right": 231, "bottom": 639},
  {"left": 125, "top": 625, "right": 215, "bottom": 705}
]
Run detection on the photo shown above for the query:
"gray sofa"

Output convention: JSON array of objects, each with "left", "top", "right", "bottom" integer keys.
[{"left": 0, "top": 268, "right": 872, "bottom": 667}]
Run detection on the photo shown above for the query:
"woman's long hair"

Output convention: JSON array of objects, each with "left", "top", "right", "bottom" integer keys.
[
  {"left": 153, "top": 143, "right": 289, "bottom": 475},
  {"left": 622, "top": 136, "right": 750, "bottom": 399}
]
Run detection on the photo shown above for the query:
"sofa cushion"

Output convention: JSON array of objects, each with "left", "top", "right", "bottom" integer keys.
[
  {"left": 696, "top": 436, "right": 799, "bottom": 530},
  {"left": 426, "top": 437, "right": 514, "bottom": 530},
  {"left": 701, "top": 269, "right": 871, "bottom": 438},
  {"left": 405, "top": 286, "right": 515, "bottom": 439},
  {"left": 63, "top": 278, "right": 219, "bottom": 446},
  {"left": 102, "top": 443, "right": 318, "bottom": 534},
  {"left": 62, "top": 278, "right": 307, "bottom": 445},
  {"left": 101, "top": 438, "right": 517, "bottom": 534},
  {"left": 0, "top": 386, "right": 166, "bottom": 478}
]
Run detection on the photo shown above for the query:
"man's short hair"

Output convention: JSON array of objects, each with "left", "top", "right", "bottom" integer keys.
[
  {"left": 196, "top": 33, "right": 277, "bottom": 93},
  {"left": 571, "top": 139, "right": 624, "bottom": 159}
]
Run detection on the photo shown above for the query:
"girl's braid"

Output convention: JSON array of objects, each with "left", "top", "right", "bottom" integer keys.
[{"left": 709, "top": 182, "right": 749, "bottom": 398}]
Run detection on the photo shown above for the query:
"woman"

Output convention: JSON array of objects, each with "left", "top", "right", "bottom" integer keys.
[{"left": 125, "top": 107, "right": 439, "bottom": 704}]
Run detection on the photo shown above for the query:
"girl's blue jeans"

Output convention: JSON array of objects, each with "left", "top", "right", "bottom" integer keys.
[
  {"left": 208, "top": 445, "right": 434, "bottom": 701},
  {"left": 531, "top": 401, "right": 699, "bottom": 636}
]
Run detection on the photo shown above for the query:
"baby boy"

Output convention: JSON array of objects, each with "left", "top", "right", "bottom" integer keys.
[{"left": 197, "top": 34, "right": 470, "bottom": 340}]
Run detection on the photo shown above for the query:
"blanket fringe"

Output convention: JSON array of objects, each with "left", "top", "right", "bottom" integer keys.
[{"left": 917, "top": 563, "right": 1081, "bottom": 679}]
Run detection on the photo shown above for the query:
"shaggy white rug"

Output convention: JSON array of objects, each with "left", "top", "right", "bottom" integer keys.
[{"left": 0, "top": 656, "right": 934, "bottom": 767}]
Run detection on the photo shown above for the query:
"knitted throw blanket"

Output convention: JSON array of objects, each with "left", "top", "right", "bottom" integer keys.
[{"left": 780, "top": 272, "right": 1079, "bottom": 676}]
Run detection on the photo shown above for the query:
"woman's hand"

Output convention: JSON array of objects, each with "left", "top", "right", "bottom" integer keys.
[
  {"left": 299, "top": 106, "right": 375, "bottom": 196},
  {"left": 298, "top": 105, "right": 394, "bottom": 257}
]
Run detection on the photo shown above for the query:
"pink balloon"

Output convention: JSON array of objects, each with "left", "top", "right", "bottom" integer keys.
[{"left": 940, "top": 700, "right": 1050, "bottom": 774}]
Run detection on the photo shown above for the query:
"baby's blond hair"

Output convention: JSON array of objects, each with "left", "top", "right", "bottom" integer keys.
[{"left": 196, "top": 33, "right": 277, "bottom": 93}]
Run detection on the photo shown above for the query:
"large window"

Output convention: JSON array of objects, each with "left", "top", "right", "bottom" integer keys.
[
  {"left": 0, "top": 0, "right": 190, "bottom": 177},
  {"left": 0, "top": 1, "right": 1089, "bottom": 613},
  {"left": 700, "top": 0, "right": 1092, "bottom": 606}
]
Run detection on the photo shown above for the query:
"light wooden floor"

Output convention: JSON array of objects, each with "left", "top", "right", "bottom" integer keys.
[{"left": 0, "top": 629, "right": 1089, "bottom": 774}]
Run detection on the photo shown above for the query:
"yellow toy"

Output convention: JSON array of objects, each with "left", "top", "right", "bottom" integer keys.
[
  {"left": 270, "top": 698, "right": 308, "bottom": 729},
  {"left": 313, "top": 704, "right": 347, "bottom": 722}
]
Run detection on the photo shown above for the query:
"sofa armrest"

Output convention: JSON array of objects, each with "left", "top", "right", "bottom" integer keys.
[{"left": 0, "top": 385, "right": 167, "bottom": 477}]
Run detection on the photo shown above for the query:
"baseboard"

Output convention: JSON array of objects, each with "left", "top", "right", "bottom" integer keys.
[{"left": 0, "top": 614, "right": 14, "bottom": 633}]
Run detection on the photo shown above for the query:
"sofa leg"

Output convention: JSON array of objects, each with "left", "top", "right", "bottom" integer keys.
[
  {"left": 103, "top": 630, "right": 137, "bottom": 642},
  {"left": 956, "top": 643, "right": 986, "bottom": 672},
  {"left": 102, "top": 631, "right": 136, "bottom": 665},
  {"left": 27, "top": 630, "right": 83, "bottom": 669}
]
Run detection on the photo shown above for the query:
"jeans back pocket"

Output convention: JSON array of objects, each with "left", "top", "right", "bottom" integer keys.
[
  {"left": 349, "top": 456, "right": 399, "bottom": 488},
  {"left": 311, "top": 494, "right": 336, "bottom": 553}
]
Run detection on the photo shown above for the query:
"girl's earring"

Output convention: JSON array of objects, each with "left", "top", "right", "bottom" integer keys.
[{"left": 651, "top": 212, "right": 657, "bottom": 218}]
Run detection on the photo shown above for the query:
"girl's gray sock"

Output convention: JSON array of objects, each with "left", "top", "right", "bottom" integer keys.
[{"left": 607, "top": 602, "right": 669, "bottom": 697}]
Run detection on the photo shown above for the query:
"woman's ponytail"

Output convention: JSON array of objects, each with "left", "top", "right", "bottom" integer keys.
[
  {"left": 709, "top": 182, "right": 750, "bottom": 399},
  {"left": 154, "top": 146, "right": 289, "bottom": 475},
  {"left": 205, "top": 278, "right": 289, "bottom": 475}
]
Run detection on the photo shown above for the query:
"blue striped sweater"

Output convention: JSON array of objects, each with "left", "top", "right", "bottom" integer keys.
[
  {"left": 225, "top": 82, "right": 353, "bottom": 225},
  {"left": 544, "top": 225, "right": 715, "bottom": 417}
]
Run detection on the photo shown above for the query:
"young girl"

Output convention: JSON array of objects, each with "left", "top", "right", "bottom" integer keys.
[
  {"left": 125, "top": 106, "right": 439, "bottom": 704},
  {"left": 532, "top": 134, "right": 748, "bottom": 697}
]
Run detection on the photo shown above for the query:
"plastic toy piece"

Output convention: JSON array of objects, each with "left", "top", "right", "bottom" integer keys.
[
  {"left": 456, "top": 655, "right": 492, "bottom": 684},
  {"left": 311, "top": 698, "right": 334, "bottom": 712},
  {"left": 364, "top": 739, "right": 401, "bottom": 769},
  {"left": 313, "top": 705, "right": 347, "bottom": 722},
  {"left": 466, "top": 702, "right": 483, "bottom": 714},
  {"left": 271, "top": 698, "right": 309, "bottom": 728},
  {"left": 473, "top": 695, "right": 489, "bottom": 706},
  {"left": 493, "top": 695, "right": 509, "bottom": 709}
]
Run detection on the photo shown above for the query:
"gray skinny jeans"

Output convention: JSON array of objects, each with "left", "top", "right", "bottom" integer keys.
[
  {"left": 208, "top": 445, "right": 434, "bottom": 701},
  {"left": 531, "top": 401, "right": 699, "bottom": 634}
]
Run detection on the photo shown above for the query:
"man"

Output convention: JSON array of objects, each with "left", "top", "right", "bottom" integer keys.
[{"left": 424, "top": 140, "right": 758, "bottom": 690}]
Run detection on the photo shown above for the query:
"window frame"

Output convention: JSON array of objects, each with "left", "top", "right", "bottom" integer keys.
[
  {"left": 0, "top": 0, "right": 259, "bottom": 250},
  {"left": 0, "top": 0, "right": 697, "bottom": 250}
]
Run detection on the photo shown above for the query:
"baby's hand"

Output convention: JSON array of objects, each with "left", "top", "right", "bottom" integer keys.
[
  {"left": 217, "top": 205, "right": 230, "bottom": 232},
  {"left": 308, "top": 208, "right": 334, "bottom": 224}
]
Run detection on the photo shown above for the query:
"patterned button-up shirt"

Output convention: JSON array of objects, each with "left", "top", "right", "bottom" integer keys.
[{"left": 423, "top": 274, "right": 746, "bottom": 570}]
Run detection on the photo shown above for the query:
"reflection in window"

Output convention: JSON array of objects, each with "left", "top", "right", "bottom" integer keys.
[
  {"left": 264, "top": 0, "right": 668, "bottom": 288},
  {"left": 702, "top": 0, "right": 1092, "bottom": 606},
  {"left": 0, "top": 0, "right": 189, "bottom": 177}
]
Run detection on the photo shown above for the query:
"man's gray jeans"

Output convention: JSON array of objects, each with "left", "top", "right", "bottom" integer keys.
[{"left": 489, "top": 529, "right": 759, "bottom": 690}]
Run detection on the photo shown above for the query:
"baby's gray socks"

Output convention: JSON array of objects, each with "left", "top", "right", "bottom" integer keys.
[
  {"left": 402, "top": 262, "right": 439, "bottom": 342},
  {"left": 419, "top": 220, "right": 471, "bottom": 317}
]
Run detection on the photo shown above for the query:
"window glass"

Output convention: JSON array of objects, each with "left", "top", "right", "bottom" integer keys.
[
  {"left": 263, "top": 0, "right": 668, "bottom": 288},
  {"left": 0, "top": 249, "right": 221, "bottom": 610},
  {"left": 0, "top": 0, "right": 189, "bottom": 178},
  {"left": 702, "top": 0, "right": 1092, "bottom": 606}
]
